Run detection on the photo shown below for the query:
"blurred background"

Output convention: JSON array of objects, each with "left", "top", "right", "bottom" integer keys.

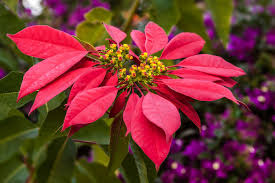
[{"left": 0, "top": 0, "right": 275, "bottom": 182}]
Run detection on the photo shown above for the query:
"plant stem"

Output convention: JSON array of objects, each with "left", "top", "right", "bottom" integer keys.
[{"left": 122, "top": 0, "right": 140, "bottom": 33}]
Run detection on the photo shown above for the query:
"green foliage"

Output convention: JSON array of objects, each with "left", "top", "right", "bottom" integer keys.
[
  {"left": 205, "top": 0, "right": 233, "bottom": 46},
  {"left": 0, "top": 71, "right": 23, "bottom": 93},
  {"left": 0, "top": 3, "right": 25, "bottom": 45},
  {"left": 75, "top": 160, "right": 121, "bottom": 183},
  {"left": 72, "top": 119, "right": 111, "bottom": 145},
  {"left": 150, "top": 0, "right": 180, "bottom": 33},
  {"left": 176, "top": 0, "right": 212, "bottom": 53},
  {"left": 36, "top": 137, "right": 77, "bottom": 183},
  {"left": 0, "top": 48, "right": 18, "bottom": 71},
  {"left": 0, "top": 116, "right": 38, "bottom": 163},
  {"left": 0, "top": 155, "right": 29, "bottom": 183},
  {"left": 76, "top": 8, "right": 112, "bottom": 45},
  {"left": 108, "top": 115, "right": 129, "bottom": 173}
]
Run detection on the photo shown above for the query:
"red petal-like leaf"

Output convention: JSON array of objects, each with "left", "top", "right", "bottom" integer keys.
[
  {"left": 18, "top": 51, "right": 88, "bottom": 101},
  {"left": 160, "top": 33, "right": 205, "bottom": 60},
  {"left": 62, "top": 86, "right": 118, "bottom": 130},
  {"left": 163, "top": 79, "right": 238, "bottom": 104},
  {"left": 67, "top": 68, "right": 107, "bottom": 106},
  {"left": 177, "top": 54, "right": 246, "bottom": 77},
  {"left": 142, "top": 92, "right": 180, "bottom": 142},
  {"left": 103, "top": 72, "right": 118, "bottom": 86},
  {"left": 29, "top": 67, "right": 91, "bottom": 114},
  {"left": 170, "top": 68, "right": 222, "bottom": 81},
  {"left": 131, "top": 30, "right": 146, "bottom": 52},
  {"left": 103, "top": 23, "right": 127, "bottom": 44},
  {"left": 109, "top": 90, "right": 128, "bottom": 118},
  {"left": 215, "top": 77, "right": 237, "bottom": 88},
  {"left": 123, "top": 93, "right": 139, "bottom": 136},
  {"left": 96, "top": 45, "right": 106, "bottom": 50},
  {"left": 131, "top": 97, "right": 171, "bottom": 170},
  {"left": 7, "top": 25, "right": 85, "bottom": 59},
  {"left": 145, "top": 22, "right": 168, "bottom": 55},
  {"left": 155, "top": 85, "right": 201, "bottom": 130}
]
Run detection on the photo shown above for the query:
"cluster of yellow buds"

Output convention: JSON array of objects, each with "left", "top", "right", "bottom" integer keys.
[
  {"left": 118, "top": 52, "right": 167, "bottom": 86},
  {"left": 99, "top": 44, "right": 133, "bottom": 69}
]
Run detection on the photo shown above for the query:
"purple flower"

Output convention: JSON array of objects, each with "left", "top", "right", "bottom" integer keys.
[
  {"left": 68, "top": 6, "right": 90, "bottom": 26},
  {"left": 227, "top": 28, "right": 259, "bottom": 61},
  {"left": 183, "top": 140, "right": 207, "bottom": 159},
  {"left": 204, "top": 12, "right": 216, "bottom": 40},
  {"left": 92, "top": 0, "right": 110, "bottom": 10},
  {"left": 161, "top": 170, "right": 176, "bottom": 183},
  {"left": 0, "top": 68, "right": 5, "bottom": 79},
  {"left": 248, "top": 88, "right": 272, "bottom": 110},
  {"left": 171, "top": 139, "right": 183, "bottom": 153},
  {"left": 268, "top": 5, "right": 275, "bottom": 16},
  {"left": 266, "top": 29, "right": 275, "bottom": 47},
  {"left": 53, "top": 3, "right": 67, "bottom": 16}
]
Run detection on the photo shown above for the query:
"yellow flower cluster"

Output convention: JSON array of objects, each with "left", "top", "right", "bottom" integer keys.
[
  {"left": 99, "top": 44, "right": 133, "bottom": 69},
  {"left": 119, "top": 52, "right": 167, "bottom": 85}
]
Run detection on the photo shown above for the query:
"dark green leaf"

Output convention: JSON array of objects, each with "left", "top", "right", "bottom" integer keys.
[
  {"left": 205, "top": 0, "right": 233, "bottom": 46},
  {"left": 150, "top": 0, "right": 180, "bottom": 33},
  {"left": 0, "top": 71, "right": 23, "bottom": 93},
  {"left": 75, "top": 160, "right": 121, "bottom": 183},
  {"left": 176, "top": 0, "right": 212, "bottom": 53},
  {"left": 36, "top": 137, "right": 76, "bottom": 183},
  {"left": 0, "top": 92, "right": 35, "bottom": 120},
  {"left": 47, "top": 92, "right": 67, "bottom": 112},
  {"left": 0, "top": 3, "right": 25, "bottom": 45},
  {"left": 76, "top": 22, "right": 107, "bottom": 45},
  {"left": 76, "top": 7, "right": 112, "bottom": 45},
  {"left": 130, "top": 139, "right": 157, "bottom": 183},
  {"left": 108, "top": 115, "right": 129, "bottom": 172},
  {"left": 2, "top": 0, "right": 18, "bottom": 13},
  {"left": 120, "top": 154, "right": 140, "bottom": 183},
  {"left": 0, "top": 155, "right": 29, "bottom": 183},
  {"left": 0, "top": 48, "right": 18, "bottom": 70},
  {"left": 72, "top": 119, "right": 110, "bottom": 145},
  {"left": 0, "top": 116, "right": 38, "bottom": 162},
  {"left": 84, "top": 7, "right": 112, "bottom": 23}
]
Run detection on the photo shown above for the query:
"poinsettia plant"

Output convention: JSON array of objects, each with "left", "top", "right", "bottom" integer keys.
[{"left": 8, "top": 21, "right": 245, "bottom": 170}]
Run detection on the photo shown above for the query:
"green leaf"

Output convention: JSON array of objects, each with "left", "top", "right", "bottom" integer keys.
[
  {"left": 2, "top": 0, "right": 18, "bottom": 13},
  {"left": 0, "top": 155, "right": 29, "bottom": 183},
  {"left": 205, "top": 0, "right": 233, "bottom": 46},
  {"left": 130, "top": 139, "right": 157, "bottom": 183},
  {"left": 150, "top": 0, "right": 180, "bottom": 33},
  {"left": 47, "top": 92, "right": 67, "bottom": 112},
  {"left": 0, "top": 116, "right": 38, "bottom": 163},
  {"left": 71, "top": 119, "right": 110, "bottom": 145},
  {"left": 120, "top": 154, "right": 140, "bottom": 183},
  {"left": 36, "top": 137, "right": 77, "bottom": 183},
  {"left": 0, "top": 48, "right": 18, "bottom": 71},
  {"left": 76, "top": 8, "right": 112, "bottom": 45},
  {"left": 84, "top": 7, "right": 112, "bottom": 23},
  {"left": 0, "top": 92, "right": 35, "bottom": 120},
  {"left": 38, "top": 106, "right": 67, "bottom": 143},
  {"left": 76, "top": 22, "right": 107, "bottom": 45},
  {"left": 0, "top": 3, "right": 25, "bottom": 45},
  {"left": 0, "top": 71, "right": 23, "bottom": 93},
  {"left": 73, "top": 36, "right": 96, "bottom": 51},
  {"left": 176, "top": 0, "right": 212, "bottom": 53},
  {"left": 108, "top": 115, "right": 129, "bottom": 172},
  {"left": 75, "top": 160, "right": 121, "bottom": 183},
  {"left": 92, "top": 145, "right": 110, "bottom": 166}
]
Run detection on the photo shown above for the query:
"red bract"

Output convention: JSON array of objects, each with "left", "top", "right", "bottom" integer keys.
[{"left": 10, "top": 21, "right": 245, "bottom": 170}]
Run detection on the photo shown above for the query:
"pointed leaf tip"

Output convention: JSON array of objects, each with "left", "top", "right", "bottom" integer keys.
[
  {"left": 161, "top": 33, "right": 205, "bottom": 60},
  {"left": 131, "top": 97, "right": 171, "bottom": 169},
  {"left": 103, "top": 23, "right": 127, "bottom": 44},
  {"left": 8, "top": 25, "right": 86, "bottom": 59},
  {"left": 142, "top": 92, "right": 180, "bottom": 142},
  {"left": 145, "top": 22, "right": 168, "bottom": 55}
]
